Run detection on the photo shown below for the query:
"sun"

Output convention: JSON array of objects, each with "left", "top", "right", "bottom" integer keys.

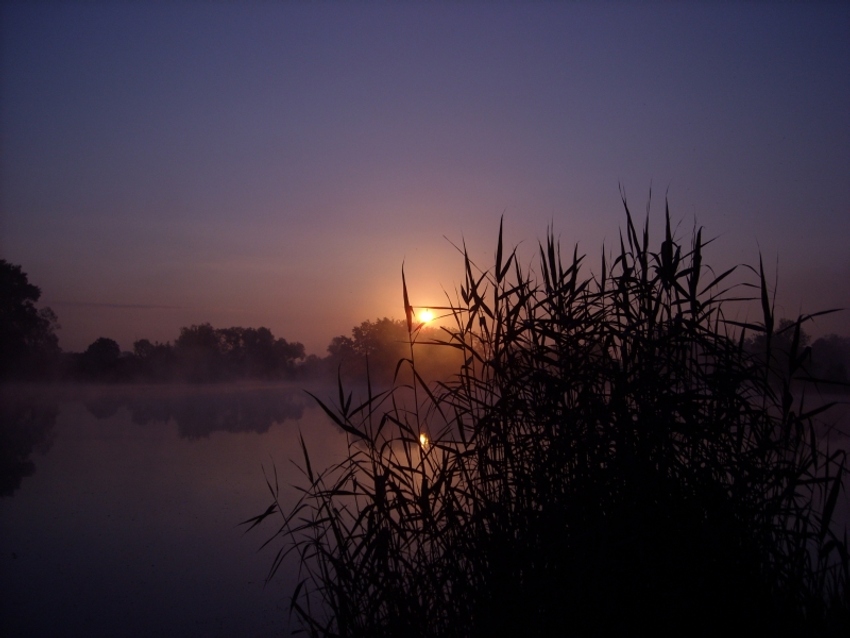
[{"left": 418, "top": 309, "right": 435, "bottom": 323}]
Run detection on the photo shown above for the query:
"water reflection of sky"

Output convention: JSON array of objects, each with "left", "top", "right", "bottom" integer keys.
[
  {"left": 0, "top": 384, "right": 348, "bottom": 638},
  {"left": 1, "top": 384, "right": 848, "bottom": 636},
  {"left": 81, "top": 384, "right": 309, "bottom": 438}
]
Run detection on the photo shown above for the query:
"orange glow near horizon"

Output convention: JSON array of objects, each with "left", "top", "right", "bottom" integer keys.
[{"left": 418, "top": 309, "right": 435, "bottom": 324}]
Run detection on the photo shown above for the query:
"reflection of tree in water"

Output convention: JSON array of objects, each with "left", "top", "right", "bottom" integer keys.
[
  {"left": 127, "top": 396, "right": 173, "bottom": 425},
  {"left": 83, "top": 386, "right": 307, "bottom": 439},
  {"left": 168, "top": 391, "right": 306, "bottom": 439},
  {"left": 83, "top": 394, "right": 124, "bottom": 420},
  {"left": 0, "top": 390, "right": 57, "bottom": 496}
]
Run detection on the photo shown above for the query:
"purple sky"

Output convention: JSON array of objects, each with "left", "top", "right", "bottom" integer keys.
[{"left": 2, "top": 2, "right": 848, "bottom": 356}]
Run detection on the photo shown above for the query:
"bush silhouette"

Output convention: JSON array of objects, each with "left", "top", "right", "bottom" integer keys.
[{"left": 248, "top": 200, "right": 848, "bottom": 637}]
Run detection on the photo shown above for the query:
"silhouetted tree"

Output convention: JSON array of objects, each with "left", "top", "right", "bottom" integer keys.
[
  {"left": 325, "top": 317, "right": 460, "bottom": 384},
  {"left": 218, "top": 326, "right": 305, "bottom": 378},
  {"left": 325, "top": 318, "right": 410, "bottom": 382},
  {"left": 132, "top": 338, "right": 176, "bottom": 381},
  {"left": 0, "top": 260, "right": 60, "bottom": 380},
  {"left": 175, "top": 323, "right": 223, "bottom": 381},
  {"left": 327, "top": 334, "right": 356, "bottom": 361},
  {"left": 171, "top": 323, "right": 306, "bottom": 382},
  {"left": 271, "top": 334, "right": 306, "bottom": 376},
  {"left": 78, "top": 337, "right": 122, "bottom": 381}
]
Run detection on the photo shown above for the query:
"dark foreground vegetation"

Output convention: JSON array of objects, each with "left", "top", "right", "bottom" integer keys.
[{"left": 247, "top": 203, "right": 849, "bottom": 637}]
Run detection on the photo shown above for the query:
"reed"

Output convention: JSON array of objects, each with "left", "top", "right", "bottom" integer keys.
[{"left": 246, "top": 197, "right": 849, "bottom": 636}]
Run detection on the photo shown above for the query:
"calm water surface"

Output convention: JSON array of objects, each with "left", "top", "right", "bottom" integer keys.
[
  {"left": 2, "top": 384, "right": 848, "bottom": 637},
  {"left": 0, "top": 383, "right": 350, "bottom": 638}
]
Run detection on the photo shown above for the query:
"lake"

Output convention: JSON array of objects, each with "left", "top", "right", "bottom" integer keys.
[
  {"left": 2, "top": 383, "right": 847, "bottom": 637},
  {"left": 0, "top": 383, "right": 351, "bottom": 638}
]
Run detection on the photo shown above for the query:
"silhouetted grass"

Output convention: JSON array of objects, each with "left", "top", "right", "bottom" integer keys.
[{"left": 246, "top": 198, "right": 849, "bottom": 636}]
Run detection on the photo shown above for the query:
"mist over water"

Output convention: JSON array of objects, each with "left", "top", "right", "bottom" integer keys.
[
  {"left": 3, "top": 3, "right": 849, "bottom": 634},
  {"left": 2, "top": 380, "right": 848, "bottom": 636},
  {"left": 0, "top": 383, "right": 348, "bottom": 638}
]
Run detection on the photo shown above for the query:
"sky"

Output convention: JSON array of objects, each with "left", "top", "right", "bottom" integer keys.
[{"left": 1, "top": 1, "right": 848, "bottom": 356}]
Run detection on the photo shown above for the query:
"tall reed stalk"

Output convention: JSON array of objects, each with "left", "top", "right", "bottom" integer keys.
[{"left": 246, "top": 199, "right": 848, "bottom": 636}]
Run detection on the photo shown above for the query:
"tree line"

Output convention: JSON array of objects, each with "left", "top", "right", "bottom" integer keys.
[
  {"left": 1, "top": 260, "right": 457, "bottom": 384},
  {"left": 2, "top": 258, "right": 848, "bottom": 386},
  {"left": 74, "top": 325, "right": 309, "bottom": 383}
]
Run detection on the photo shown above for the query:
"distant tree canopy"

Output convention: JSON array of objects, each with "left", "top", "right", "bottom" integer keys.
[
  {"left": 0, "top": 260, "right": 60, "bottom": 380},
  {"left": 68, "top": 324, "right": 306, "bottom": 383},
  {"left": 132, "top": 338, "right": 176, "bottom": 381},
  {"left": 173, "top": 323, "right": 306, "bottom": 382},
  {"left": 326, "top": 317, "right": 462, "bottom": 384},
  {"left": 745, "top": 318, "right": 850, "bottom": 388},
  {"left": 78, "top": 337, "right": 122, "bottom": 380},
  {"left": 75, "top": 317, "right": 460, "bottom": 384},
  {"left": 5, "top": 256, "right": 845, "bottom": 389},
  {"left": 327, "top": 318, "right": 411, "bottom": 379}
]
